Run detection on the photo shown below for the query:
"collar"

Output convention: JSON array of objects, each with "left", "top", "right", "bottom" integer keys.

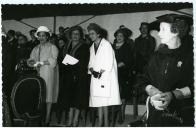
[
  {"left": 157, "top": 44, "right": 182, "bottom": 57},
  {"left": 139, "top": 34, "right": 151, "bottom": 39}
]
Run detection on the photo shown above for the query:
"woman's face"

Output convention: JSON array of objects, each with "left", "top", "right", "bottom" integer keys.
[
  {"left": 88, "top": 30, "right": 100, "bottom": 42},
  {"left": 71, "top": 30, "right": 80, "bottom": 42},
  {"left": 158, "top": 22, "right": 177, "bottom": 45},
  {"left": 58, "top": 40, "right": 65, "bottom": 48},
  {"left": 18, "top": 36, "right": 27, "bottom": 45},
  {"left": 50, "top": 37, "right": 57, "bottom": 44},
  {"left": 116, "top": 33, "right": 125, "bottom": 43},
  {"left": 38, "top": 32, "right": 49, "bottom": 43}
]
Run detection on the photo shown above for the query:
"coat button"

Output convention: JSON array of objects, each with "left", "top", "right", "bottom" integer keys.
[{"left": 101, "top": 85, "right": 104, "bottom": 88}]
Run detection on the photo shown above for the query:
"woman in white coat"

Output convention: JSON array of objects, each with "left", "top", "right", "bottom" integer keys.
[{"left": 87, "top": 23, "right": 121, "bottom": 126}]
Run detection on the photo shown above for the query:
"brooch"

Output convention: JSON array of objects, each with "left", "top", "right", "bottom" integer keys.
[{"left": 177, "top": 61, "right": 182, "bottom": 68}]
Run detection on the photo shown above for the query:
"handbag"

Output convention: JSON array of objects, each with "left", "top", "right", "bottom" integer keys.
[
  {"left": 161, "top": 106, "right": 194, "bottom": 126},
  {"left": 161, "top": 108, "right": 183, "bottom": 126}
]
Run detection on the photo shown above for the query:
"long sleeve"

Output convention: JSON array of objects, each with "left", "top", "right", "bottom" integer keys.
[
  {"left": 88, "top": 46, "right": 93, "bottom": 74},
  {"left": 137, "top": 57, "right": 153, "bottom": 92},
  {"left": 29, "top": 46, "right": 38, "bottom": 62},
  {"left": 73, "top": 44, "right": 90, "bottom": 75},
  {"left": 122, "top": 42, "right": 134, "bottom": 70},
  {"left": 101, "top": 42, "right": 114, "bottom": 72},
  {"left": 48, "top": 45, "right": 59, "bottom": 68}
]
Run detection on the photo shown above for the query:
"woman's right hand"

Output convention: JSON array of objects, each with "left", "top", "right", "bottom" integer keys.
[{"left": 146, "top": 85, "right": 162, "bottom": 97}]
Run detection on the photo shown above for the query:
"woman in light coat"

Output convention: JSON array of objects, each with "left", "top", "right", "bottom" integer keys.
[
  {"left": 27, "top": 26, "right": 59, "bottom": 126},
  {"left": 87, "top": 23, "right": 121, "bottom": 126}
]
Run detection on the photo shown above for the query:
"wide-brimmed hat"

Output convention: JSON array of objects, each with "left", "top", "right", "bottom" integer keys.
[
  {"left": 35, "top": 26, "right": 51, "bottom": 38},
  {"left": 149, "top": 13, "right": 193, "bottom": 31}
]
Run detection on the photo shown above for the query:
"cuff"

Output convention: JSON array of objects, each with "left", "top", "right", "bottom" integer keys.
[
  {"left": 145, "top": 85, "right": 153, "bottom": 92},
  {"left": 48, "top": 58, "right": 57, "bottom": 68},
  {"left": 176, "top": 87, "right": 191, "bottom": 98}
]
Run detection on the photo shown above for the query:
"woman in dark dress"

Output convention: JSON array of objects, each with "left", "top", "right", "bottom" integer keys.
[
  {"left": 112, "top": 28, "right": 134, "bottom": 125},
  {"left": 141, "top": 14, "right": 194, "bottom": 126},
  {"left": 15, "top": 34, "right": 32, "bottom": 78},
  {"left": 63, "top": 26, "right": 90, "bottom": 126}
]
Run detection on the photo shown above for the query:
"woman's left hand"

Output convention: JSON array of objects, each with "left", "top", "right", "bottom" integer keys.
[
  {"left": 159, "top": 92, "right": 173, "bottom": 109},
  {"left": 36, "top": 62, "right": 44, "bottom": 68}
]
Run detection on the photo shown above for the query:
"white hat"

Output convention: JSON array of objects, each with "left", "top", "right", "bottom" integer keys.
[
  {"left": 35, "top": 26, "right": 51, "bottom": 38},
  {"left": 2, "top": 32, "right": 6, "bottom": 37}
]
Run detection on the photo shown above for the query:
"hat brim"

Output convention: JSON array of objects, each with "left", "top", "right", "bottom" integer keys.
[
  {"left": 149, "top": 14, "right": 193, "bottom": 31},
  {"left": 35, "top": 30, "right": 52, "bottom": 38}
]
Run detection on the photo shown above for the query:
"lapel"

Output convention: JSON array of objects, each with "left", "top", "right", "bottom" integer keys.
[
  {"left": 93, "top": 38, "right": 103, "bottom": 56},
  {"left": 63, "top": 40, "right": 83, "bottom": 57}
]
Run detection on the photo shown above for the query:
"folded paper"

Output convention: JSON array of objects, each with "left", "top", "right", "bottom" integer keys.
[{"left": 62, "top": 54, "right": 79, "bottom": 65}]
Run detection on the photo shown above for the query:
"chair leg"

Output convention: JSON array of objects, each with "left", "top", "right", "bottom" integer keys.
[
  {"left": 24, "top": 120, "right": 28, "bottom": 127},
  {"left": 133, "top": 96, "right": 138, "bottom": 119}
]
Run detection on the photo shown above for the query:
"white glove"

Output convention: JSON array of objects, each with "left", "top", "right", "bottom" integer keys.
[
  {"left": 150, "top": 94, "right": 164, "bottom": 110},
  {"left": 39, "top": 61, "right": 44, "bottom": 65},
  {"left": 33, "top": 62, "right": 39, "bottom": 67},
  {"left": 33, "top": 61, "right": 44, "bottom": 67}
]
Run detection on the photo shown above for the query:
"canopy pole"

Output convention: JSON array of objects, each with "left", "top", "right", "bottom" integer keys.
[{"left": 53, "top": 16, "right": 56, "bottom": 34}]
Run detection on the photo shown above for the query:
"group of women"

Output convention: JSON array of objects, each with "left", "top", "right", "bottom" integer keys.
[{"left": 26, "top": 13, "right": 194, "bottom": 127}]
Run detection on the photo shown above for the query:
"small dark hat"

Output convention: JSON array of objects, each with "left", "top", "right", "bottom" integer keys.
[
  {"left": 68, "top": 25, "right": 84, "bottom": 39},
  {"left": 114, "top": 27, "right": 132, "bottom": 38},
  {"left": 149, "top": 13, "right": 193, "bottom": 31}
]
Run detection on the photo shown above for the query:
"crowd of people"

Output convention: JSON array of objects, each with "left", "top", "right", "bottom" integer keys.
[{"left": 2, "top": 13, "right": 194, "bottom": 127}]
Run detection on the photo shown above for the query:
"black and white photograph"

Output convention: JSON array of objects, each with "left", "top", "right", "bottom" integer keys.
[{"left": 1, "top": 1, "right": 195, "bottom": 127}]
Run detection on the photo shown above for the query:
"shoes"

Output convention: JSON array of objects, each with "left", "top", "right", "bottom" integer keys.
[{"left": 73, "top": 120, "right": 79, "bottom": 127}]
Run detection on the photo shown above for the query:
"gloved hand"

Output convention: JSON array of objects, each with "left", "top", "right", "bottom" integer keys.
[
  {"left": 158, "top": 92, "right": 173, "bottom": 109},
  {"left": 33, "top": 61, "right": 44, "bottom": 67},
  {"left": 150, "top": 94, "right": 164, "bottom": 110},
  {"left": 92, "top": 71, "right": 101, "bottom": 79}
]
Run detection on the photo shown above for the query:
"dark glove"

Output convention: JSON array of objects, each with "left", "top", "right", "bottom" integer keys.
[{"left": 92, "top": 71, "right": 101, "bottom": 79}]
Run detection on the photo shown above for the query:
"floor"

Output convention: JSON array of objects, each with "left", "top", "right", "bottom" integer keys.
[{"left": 49, "top": 111, "right": 144, "bottom": 127}]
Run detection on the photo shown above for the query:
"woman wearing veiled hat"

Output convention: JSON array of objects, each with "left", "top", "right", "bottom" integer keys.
[
  {"left": 111, "top": 28, "right": 134, "bottom": 126},
  {"left": 27, "top": 26, "right": 59, "bottom": 126},
  {"left": 141, "top": 14, "right": 194, "bottom": 126}
]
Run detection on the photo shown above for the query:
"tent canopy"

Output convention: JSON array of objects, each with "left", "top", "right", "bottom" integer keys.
[{"left": 2, "top": 3, "right": 192, "bottom": 20}]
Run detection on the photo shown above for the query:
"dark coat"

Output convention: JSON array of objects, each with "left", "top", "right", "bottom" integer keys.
[
  {"left": 133, "top": 35, "right": 156, "bottom": 74},
  {"left": 140, "top": 44, "right": 194, "bottom": 126},
  {"left": 27, "top": 39, "right": 40, "bottom": 52},
  {"left": 113, "top": 41, "right": 134, "bottom": 99},
  {"left": 3, "top": 38, "right": 18, "bottom": 96},
  {"left": 2, "top": 37, "right": 13, "bottom": 96},
  {"left": 16, "top": 44, "right": 32, "bottom": 63},
  {"left": 60, "top": 40, "right": 90, "bottom": 109}
]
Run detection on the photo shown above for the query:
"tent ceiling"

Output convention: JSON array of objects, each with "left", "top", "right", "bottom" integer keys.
[{"left": 2, "top": 3, "right": 192, "bottom": 20}]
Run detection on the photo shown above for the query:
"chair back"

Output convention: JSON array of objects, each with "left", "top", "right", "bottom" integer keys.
[{"left": 11, "top": 75, "right": 46, "bottom": 120}]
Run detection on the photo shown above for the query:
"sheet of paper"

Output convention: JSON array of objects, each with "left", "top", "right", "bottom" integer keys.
[{"left": 62, "top": 54, "right": 79, "bottom": 65}]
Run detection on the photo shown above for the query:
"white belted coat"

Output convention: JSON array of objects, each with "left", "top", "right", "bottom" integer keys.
[{"left": 88, "top": 38, "right": 121, "bottom": 107}]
